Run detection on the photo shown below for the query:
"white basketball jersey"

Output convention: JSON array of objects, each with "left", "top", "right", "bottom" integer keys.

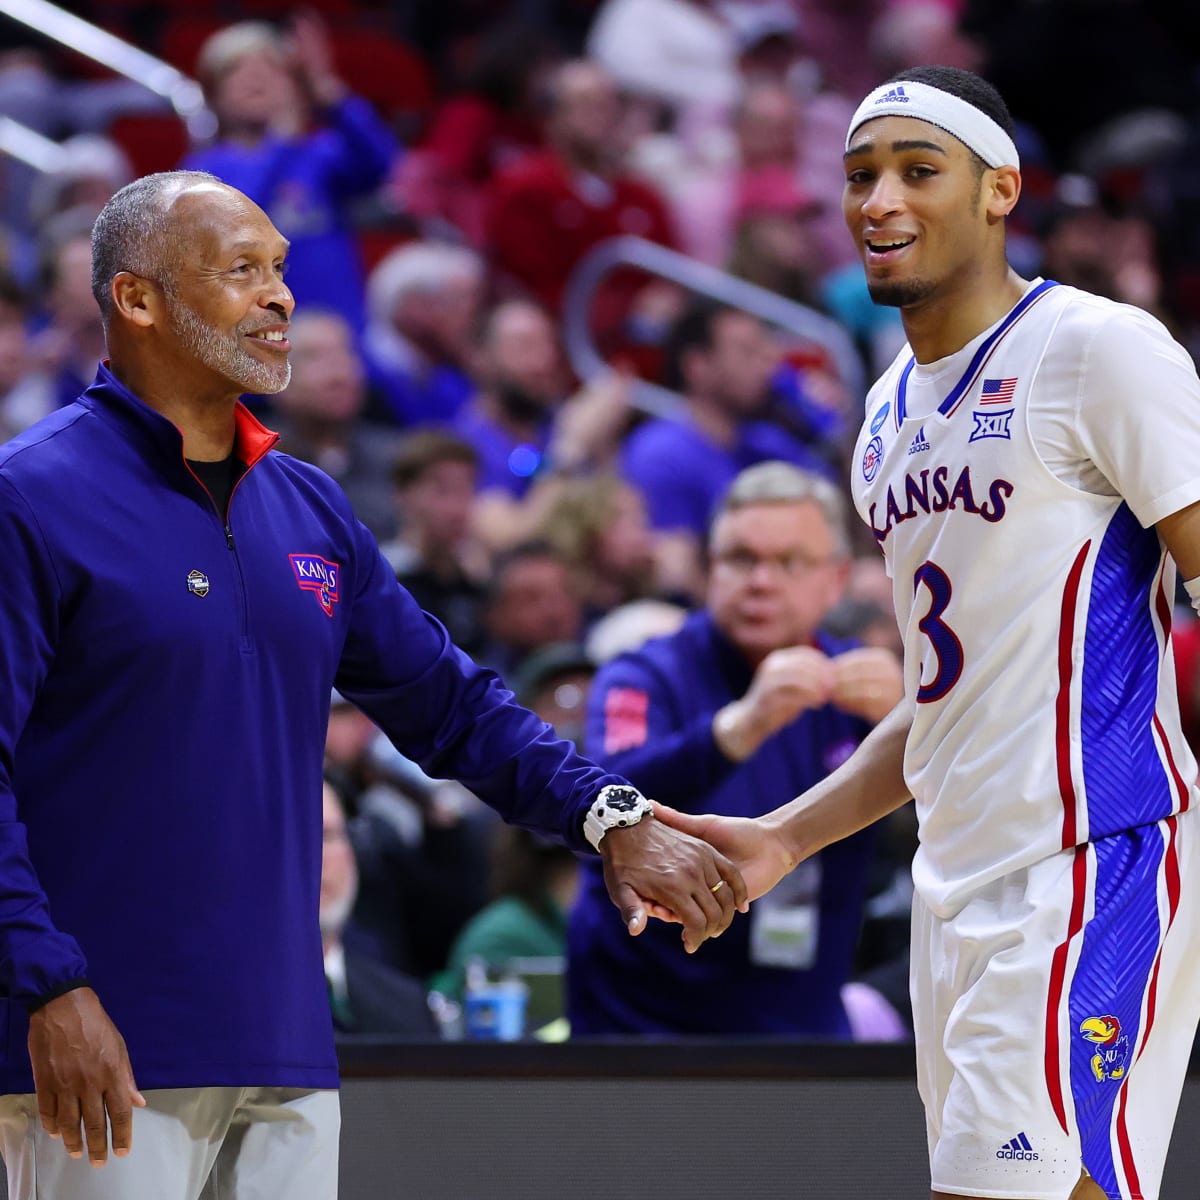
[{"left": 852, "top": 280, "right": 1200, "bottom": 915}]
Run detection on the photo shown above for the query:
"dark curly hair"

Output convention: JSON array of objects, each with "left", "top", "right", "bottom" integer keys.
[{"left": 885, "top": 65, "right": 1015, "bottom": 140}]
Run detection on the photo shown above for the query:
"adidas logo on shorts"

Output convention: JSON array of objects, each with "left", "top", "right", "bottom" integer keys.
[{"left": 996, "top": 1132, "right": 1039, "bottom": 1162}]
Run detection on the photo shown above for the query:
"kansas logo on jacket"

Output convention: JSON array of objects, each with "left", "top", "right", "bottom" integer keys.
[{"left": 289, "top": 554, "right": 341, "bottom": 617}]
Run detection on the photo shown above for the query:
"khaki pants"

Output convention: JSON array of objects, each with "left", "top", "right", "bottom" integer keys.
[{"left": 0, "top": 1086, "right": 340, "bottom": 1200}]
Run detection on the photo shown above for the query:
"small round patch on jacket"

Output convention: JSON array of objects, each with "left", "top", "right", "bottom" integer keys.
[{"left": 186, "top": 569, "right": 211, "bottom": 598}]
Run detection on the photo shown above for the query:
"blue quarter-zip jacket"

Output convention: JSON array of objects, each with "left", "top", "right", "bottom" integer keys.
[{"left": 0, "top": 363, "right": 623, "bottom": 1094}]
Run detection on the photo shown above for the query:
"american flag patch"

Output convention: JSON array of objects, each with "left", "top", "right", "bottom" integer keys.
[{"left": 980, "top": 377, "right": 1017, "bottom": 405}]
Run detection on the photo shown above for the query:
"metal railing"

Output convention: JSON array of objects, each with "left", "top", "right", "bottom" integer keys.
[
  {"left": 561, "top": 236, "right": 865, "bottom": 417},
  {"left": 0, "top": 0, "right": 213, "bottom": 141},
  {"left": 0, "top": 115, "right": 67, "bottom": 171}
]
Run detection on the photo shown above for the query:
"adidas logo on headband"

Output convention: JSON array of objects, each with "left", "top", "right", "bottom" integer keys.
[{"left": 848, "top": 79, "right": 1019, "bottom": 169}]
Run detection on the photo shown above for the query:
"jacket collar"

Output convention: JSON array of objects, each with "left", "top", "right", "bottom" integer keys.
[{"left": 82, "top": 360, "right": 280, "bottom": 471}]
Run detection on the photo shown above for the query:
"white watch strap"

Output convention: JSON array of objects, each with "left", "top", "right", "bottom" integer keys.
[{"left": 583, "top": 787, "right": 652, "bottom": 851}]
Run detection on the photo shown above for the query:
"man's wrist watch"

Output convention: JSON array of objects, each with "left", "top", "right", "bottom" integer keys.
[{"left": 583, "top": 784, "right": 653, "bottom": 851}]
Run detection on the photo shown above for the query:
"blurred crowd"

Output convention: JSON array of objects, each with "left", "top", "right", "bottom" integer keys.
[{"left": 1, "top": 0, "right": 1198, "bottom": 1041}]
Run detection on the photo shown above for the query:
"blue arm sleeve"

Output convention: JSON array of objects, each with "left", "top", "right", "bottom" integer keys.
[
  {"left": 317, "top": 95, "right": 400, "bottom": 198},
  {"left": 333, "top": 521, "right": 624, "bottom": 854},
  {"left": 0, "top": 477, "right": 89, "bottom": 1007},
  {"left": 583, "top": 657, "right": 737, "bottom": 807}
]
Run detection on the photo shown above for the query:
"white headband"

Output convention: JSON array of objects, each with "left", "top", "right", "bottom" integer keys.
[{"left": 846, "top": 80, "right": 1019, "bottom": 169}]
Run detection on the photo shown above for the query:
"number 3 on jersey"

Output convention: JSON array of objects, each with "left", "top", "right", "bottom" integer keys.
[{"left": 913, "top": 561, "right": 964, "bottom": 703}]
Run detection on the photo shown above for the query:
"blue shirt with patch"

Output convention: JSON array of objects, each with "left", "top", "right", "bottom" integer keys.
[{"left": 569, "top": 610, "right": 877, "bottom": 1036}]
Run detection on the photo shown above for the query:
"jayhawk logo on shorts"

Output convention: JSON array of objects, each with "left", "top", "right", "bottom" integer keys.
[{"left": 1079, "top": 1015, "right": 1131, "bottom": 1083}]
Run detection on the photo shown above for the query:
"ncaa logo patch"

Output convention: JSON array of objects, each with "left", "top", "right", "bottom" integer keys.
[
  {"left": 869, "top": 402, "right": 890, "bottom": 434},
  {"left": 862, "top": 435, "right": 883, "bottom": 482},
  {"left": 289, "top": 553, "right": 341, "bottom": 617},
  {"left": 186, "top": 569, "right": 210, "bottom": 598}
]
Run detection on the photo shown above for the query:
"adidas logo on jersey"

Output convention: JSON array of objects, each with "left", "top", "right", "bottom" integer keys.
[
  {"left": 875, "top": 86, "right": 909, "bottom": 104},
  {"left": 996, "top": 1132, "right": 1039, "bottom": 1162},
  {"left": 907, "top": 426, "right": 931, "bottom": 455}
]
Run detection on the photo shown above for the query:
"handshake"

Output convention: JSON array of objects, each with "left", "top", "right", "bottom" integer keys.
[{"left": 590, "top": 782, "right": 795, "bottom": 955}]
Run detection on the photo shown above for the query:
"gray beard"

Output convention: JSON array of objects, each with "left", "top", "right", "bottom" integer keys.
[{"left": 167, "top": 291, "right": 292, "bottom": 395}]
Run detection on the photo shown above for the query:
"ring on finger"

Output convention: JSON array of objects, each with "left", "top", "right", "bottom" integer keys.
[{"left": 710, "top": 879, "right": 727, "bottom": 895}]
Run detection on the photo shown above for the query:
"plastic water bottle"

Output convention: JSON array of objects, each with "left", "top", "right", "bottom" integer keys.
[{"left": 463, "top": 959, "right": 528, "bottom": 1041}]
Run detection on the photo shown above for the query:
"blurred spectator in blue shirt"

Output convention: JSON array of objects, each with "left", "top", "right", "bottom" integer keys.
[
  {"left": 480, "top": 541, "right": 584, "bottom": 678},
  {"left": 454, "top": 300, "right": 566, "bottom": 503},
  {"left": 269, "top": 310, "right": 402, "bottom": 541},
  {"left": 26, "top": 231, "right": 109, "bottom": 421},
  {"left": 0, "top": 273, "right": 51, "bottom": 441},
  {"left": 184, "top": 16, "right": 398, "bottom": 332},
  {"left": 29, "top": 136, "right": 132, "bottom": 278},
  {"left": 362, "top": 241, "right": 484, "bottom": 427},
  {"left": 620, "top": 300, "right": 835, "bottom": 576},
  {"left": 381, "top": 430, "right": 490, "bottom": 658},
  {"left": 569, "top": 461, "right": 905, "bottom": 1036}
]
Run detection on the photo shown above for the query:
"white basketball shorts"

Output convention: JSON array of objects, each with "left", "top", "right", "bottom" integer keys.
[{"left": 912, "top": 811, "right": 1200, "bottom": 1200}]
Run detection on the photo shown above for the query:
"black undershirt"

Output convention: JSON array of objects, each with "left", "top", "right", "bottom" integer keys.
[{"left": 187, "top": 451, "right": 245, "bottom": 519}]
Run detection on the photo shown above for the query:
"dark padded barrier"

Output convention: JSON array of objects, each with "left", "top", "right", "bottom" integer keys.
[{"left": 4, "top": 1042, "right": 1199, "bottom": 1198}]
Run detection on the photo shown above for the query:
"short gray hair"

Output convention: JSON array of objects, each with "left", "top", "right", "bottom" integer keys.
[
  {"left": 365, "top": 241, "right": 483, "bottom": 326},
  {"left": 712, "top": 461, "right": 850, "bottom": 557},
  {"left": 90, "top": 170, "right": 219, "bottom": 322},
  {"left": 196, "top": 22, "right": 284, "bottom": 90}
]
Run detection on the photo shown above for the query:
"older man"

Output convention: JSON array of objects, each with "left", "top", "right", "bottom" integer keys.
[
  {"left": 569, "top": 461, "right": 903, "bottom": 1034},
  {"left": 318, "top": 781, "right": 436, "bottom": 1037},
  {"left": 0, "top": 171, "right": 744, "bottom": 1200},
  {"left": 360, "top": 240, "right": 484, "bottom": 427}
]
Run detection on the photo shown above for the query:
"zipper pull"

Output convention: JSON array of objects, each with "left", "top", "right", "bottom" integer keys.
[{"left": 225, "top": 523, "right": 235, "bottom": 551}]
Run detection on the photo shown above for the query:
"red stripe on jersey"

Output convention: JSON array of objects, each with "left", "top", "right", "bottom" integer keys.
[
  {"left": 1154, "top": 714, "right": 1189, "bottom": 811},
  {"left": 1115, "top": 1084, "right": 1143, "bottom": 1200},
  {"left": 1151, "top": 564, "right": 1189, "bottom": 811},
  {"left": 1136, "top": 817, "right": 1181, "bottom": 1055},
  {"left": 1116, "top": 817, "right": 1180, "bottom": 1198},
  {"left": 1056, "top": 542, "right": 1091, "bottom": 848},
  {"left": 1154, "top": 564, "right": 1172, "bottom": 642},
  {"left": 1045, "top": 844, "right": 1089, "bottom": 1135}
]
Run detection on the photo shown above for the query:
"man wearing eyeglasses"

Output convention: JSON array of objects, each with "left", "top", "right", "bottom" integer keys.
[{"left": 567, "top": 460, "right": 904, "bottom": 1035}]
